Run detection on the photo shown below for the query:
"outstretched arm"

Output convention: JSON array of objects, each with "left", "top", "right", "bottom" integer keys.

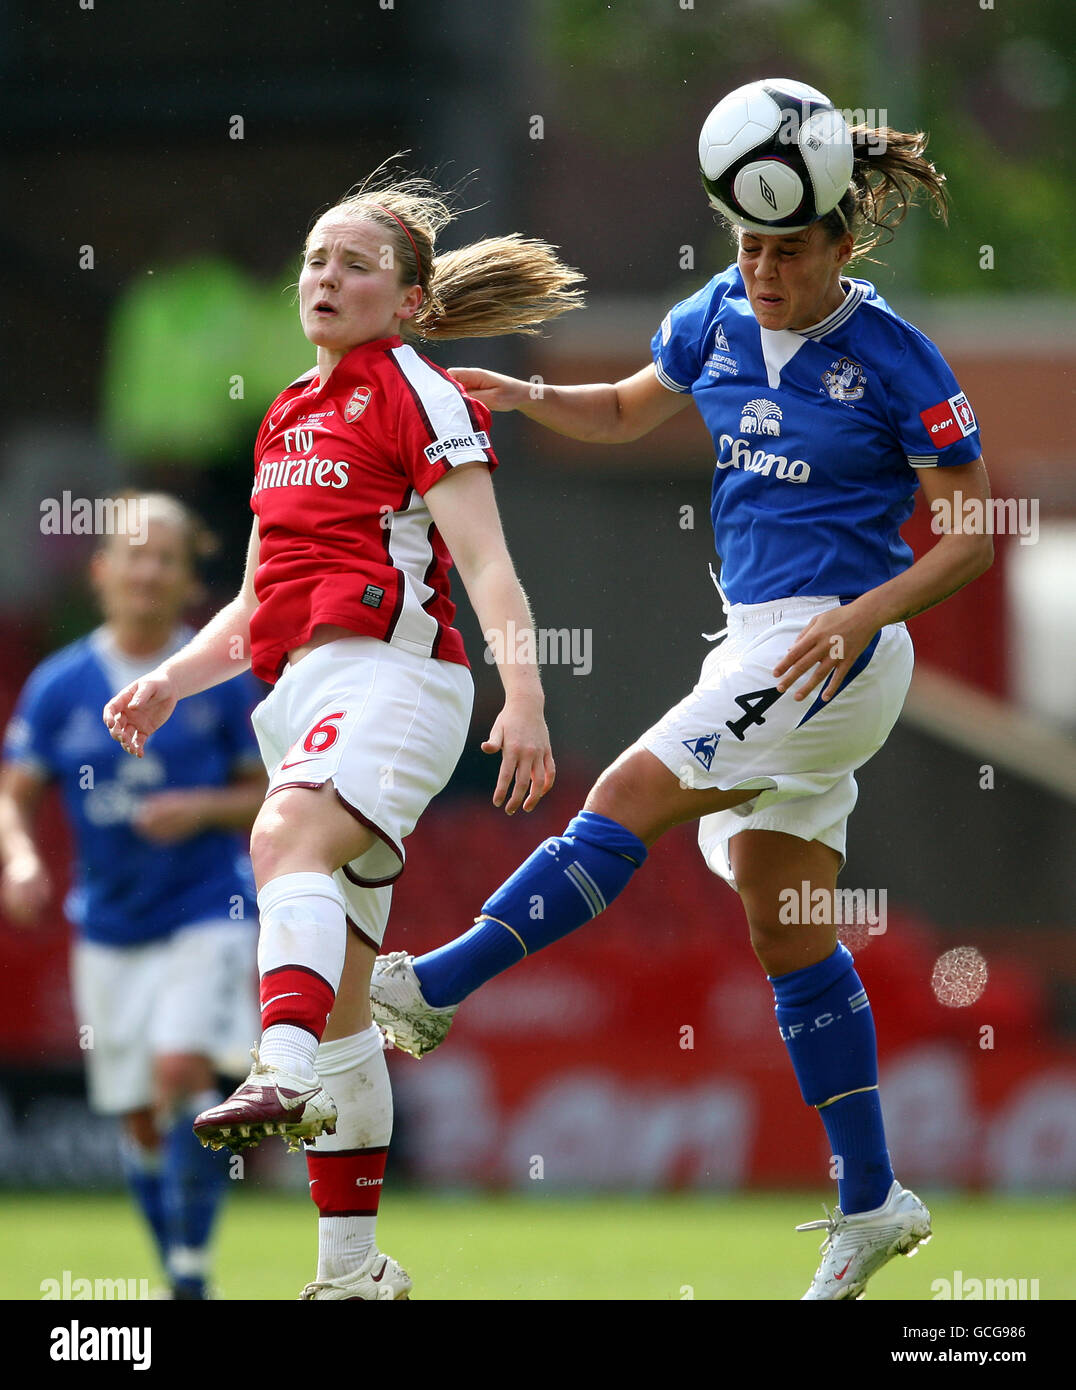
[
  {"left": 449, "top": 362, "right": 691, "bottom": 444},
  {"left": 425, "top": 462, "right": 555, "bottom": 815},
  {"left": 105, "top": 517, "right": 261, "bottom": 757},
  {"left": 774, "top": 458, "right": 994, "bottom": 703}
]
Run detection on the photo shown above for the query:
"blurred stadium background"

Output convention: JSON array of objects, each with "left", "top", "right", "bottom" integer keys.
[{"left": 1, "top": 1, "right": 1073, "bottom": 1298}]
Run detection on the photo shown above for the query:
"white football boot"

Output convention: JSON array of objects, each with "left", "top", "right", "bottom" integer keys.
[
  {"left": 369, "top": 952, "right": 457, "bottom": 1059},
  {"left": 798, "top": 1180, "right": 932, "bottom": 1300},
  {"left": 193, "top": 1047, "right": 337, "bottom": 1154},
  {"left": 298, "top": 1249, "right": 412, "bottom": 1301}
]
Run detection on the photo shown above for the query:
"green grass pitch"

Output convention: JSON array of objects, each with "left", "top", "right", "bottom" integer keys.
[{"left": 3, "top": 1189, "right": 1071, "bottom": 1301}]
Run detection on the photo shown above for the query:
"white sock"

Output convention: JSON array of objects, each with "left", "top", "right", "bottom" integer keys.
[
  {"left": 259, "top": 1024, "right": 322, "bottom": 1078},
  {"left": 308, "top": 1025, "right": 393, "bottom": 1280},
  {"left": 256, "top": 872, "right": 348, "bottom": 1078},
  {"left": 168, "top": 1246, "right": 211, "bottom": 1281}
]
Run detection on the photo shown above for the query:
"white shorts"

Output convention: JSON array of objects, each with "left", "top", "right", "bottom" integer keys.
[
  {"left": 250, "top": 636, "right": 473, "bottom": 946},
  {"left": 639, "top": 595, "right": 913, "bottom": 887},
  {"left": 72, "top": 920, "right": 259, "bottom": 1115}
]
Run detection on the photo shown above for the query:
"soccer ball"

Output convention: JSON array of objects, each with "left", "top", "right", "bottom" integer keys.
[{"left": 698, "top": 78, "right": 854, "bottom": 235}]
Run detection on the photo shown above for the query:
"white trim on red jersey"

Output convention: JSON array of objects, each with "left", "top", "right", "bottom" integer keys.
[
  {"left": 384, "top": 487, "right": 440, "bottom": 656},
  {"left": 388, "top": 345, "right": 493, "bottom": 470}
]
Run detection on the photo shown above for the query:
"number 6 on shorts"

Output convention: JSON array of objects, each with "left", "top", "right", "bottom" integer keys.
[
  {"left": 278, "top": 711, "right": 347, "bottom": 772},
  {"left": 302, "top": 711, "right": 346, "bottom": 755}
]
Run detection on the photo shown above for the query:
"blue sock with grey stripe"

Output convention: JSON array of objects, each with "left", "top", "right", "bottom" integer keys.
[
  {"left": 770, "top": 944, "right": 894, "bottom": 1214},
  {"left": 413, "top": 812, "right": 647, "bottom": 1007}
]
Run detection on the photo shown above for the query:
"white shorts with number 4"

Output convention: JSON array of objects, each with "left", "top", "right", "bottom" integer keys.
[
  {"left": 638, "top": 595, "right": 913, "bottom": 886},
  {"left": 250, "top": 636, "right": 473, "bottom": 948}
]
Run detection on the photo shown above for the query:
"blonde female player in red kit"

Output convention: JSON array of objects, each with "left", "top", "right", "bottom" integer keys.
[{"left": 104, "top": 172, "right": 582, "bottom": 1299}]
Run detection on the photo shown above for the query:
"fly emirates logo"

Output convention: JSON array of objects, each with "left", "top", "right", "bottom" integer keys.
[
  {"left": 252, "top": 454, "right": 351, "bottom": 497},
  {"left": 252, "top": 425, "right": 351, "bottom": 497}
]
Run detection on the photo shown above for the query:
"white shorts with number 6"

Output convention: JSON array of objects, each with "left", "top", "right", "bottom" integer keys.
[
  {"left": 250, "top": 636, "right": 473, "bottom": 945},
  {"left": 638, "top": 595, "right": 913, "bottom": 887}
]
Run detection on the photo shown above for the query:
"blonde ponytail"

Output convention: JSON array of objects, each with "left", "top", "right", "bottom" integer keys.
[
  {"left": 307, "top": 166, "right": 585, "bottom": 341},
  {"left": 419, "top": 233, "right": 585, "bottom": 340}
]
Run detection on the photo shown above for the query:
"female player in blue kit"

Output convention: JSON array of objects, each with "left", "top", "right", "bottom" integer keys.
[
  {"left": 371, "top": 93, "right": 994, "bottom": 1299},
  {"left": 0, "top": 496, "right": 264, "bottom": 1298}
]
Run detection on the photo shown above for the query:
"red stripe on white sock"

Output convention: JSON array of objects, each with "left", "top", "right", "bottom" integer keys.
[
  {"left": 260, "top": 964, "right": 335, "bottom": 1039},
  {"left": 307, "top": 1147, "right": 388, "bottom": 1218}
]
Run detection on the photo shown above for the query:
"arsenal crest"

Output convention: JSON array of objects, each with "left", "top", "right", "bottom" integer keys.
[
  {"left": 821, "top": 357, "right": 867, "bottom": 403},
  {"left": 345, "top": 386, "right": 372, "bottom": 422}
]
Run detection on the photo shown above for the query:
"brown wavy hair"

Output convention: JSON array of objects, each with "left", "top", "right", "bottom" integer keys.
[
  {"left": 723, "top": 124, "right": 949, "bottom": 264},
  {"left": 818, "top": 124, "right": 949, "bottom": 260}
]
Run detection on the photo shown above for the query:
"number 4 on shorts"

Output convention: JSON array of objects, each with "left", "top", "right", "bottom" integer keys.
[{"left": 724, "top": 686, "right": 781, "bottom": 742}]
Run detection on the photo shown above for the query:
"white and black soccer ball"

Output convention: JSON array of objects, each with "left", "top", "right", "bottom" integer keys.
[{"left": 699, "top": 78, "right": 854, "bottom": 235}]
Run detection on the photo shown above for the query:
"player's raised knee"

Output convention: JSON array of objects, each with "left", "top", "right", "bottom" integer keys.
[{"left": 586, "top": 747, "right": 661, "bottom": 816}]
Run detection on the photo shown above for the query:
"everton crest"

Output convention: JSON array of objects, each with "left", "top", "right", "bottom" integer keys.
[{"left": 822, "top": 357, "right": 867, "bottom": 403}]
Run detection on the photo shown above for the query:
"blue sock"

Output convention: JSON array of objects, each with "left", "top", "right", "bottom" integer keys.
[
  {"left": 770, "top": 944, "right": 894, "bottom": 1214},
  {"left": 119, "top": 1133, "right": 170, "bottom": 1267},
  {"left": 415, "top": 811, "right": 647, "bottom": 1006},
  {"left": 816, "top": 1089, "right": 894, "bottom": 1213},
  {"left": 161, "top": 1095, "right": 231, "bottom": 1298}
]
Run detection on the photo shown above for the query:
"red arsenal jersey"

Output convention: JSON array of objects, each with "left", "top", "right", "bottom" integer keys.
[{"left": 249, "top": 335, "right": 498, "bottom": 684}]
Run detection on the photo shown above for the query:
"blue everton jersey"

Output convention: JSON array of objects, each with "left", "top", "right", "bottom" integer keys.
[
  {"left": 651, "top": 265, "right": 982, "bottom": 604},
  {"left": 3, "top": 628, "right": 262, "bottom": 946}
]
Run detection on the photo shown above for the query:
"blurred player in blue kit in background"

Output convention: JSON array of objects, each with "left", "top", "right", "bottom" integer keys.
[{"left": 0, "top": 494, "right": 265, "bottom": 1299}]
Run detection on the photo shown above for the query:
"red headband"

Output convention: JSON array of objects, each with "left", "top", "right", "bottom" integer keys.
[{"left": 371, "top": 204, "right": 421, "bottom": 280}]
